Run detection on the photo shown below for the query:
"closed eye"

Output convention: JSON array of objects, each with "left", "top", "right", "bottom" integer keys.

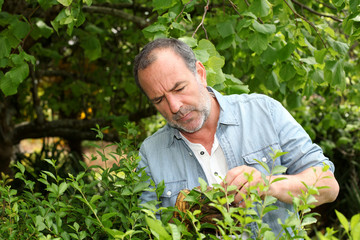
[
  {"left": 175, "top": 86, "right": 185, "bottom": 92},
  {"left": 152, "top": 97, "right": 163, "bottom": 104}
]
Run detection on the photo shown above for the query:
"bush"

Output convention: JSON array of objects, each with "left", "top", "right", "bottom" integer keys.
[{"left": 0, "top": 125, "right": 355, "bottom": 239}]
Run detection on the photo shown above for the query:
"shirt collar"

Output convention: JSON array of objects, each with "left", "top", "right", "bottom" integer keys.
[{"left": 208, "top": 87, "right": 239, "bottom": 126}]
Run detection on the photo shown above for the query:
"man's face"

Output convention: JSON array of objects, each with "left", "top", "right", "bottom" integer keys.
[{"left": 138, "top": 49, "right": 211, "bottom": 133}]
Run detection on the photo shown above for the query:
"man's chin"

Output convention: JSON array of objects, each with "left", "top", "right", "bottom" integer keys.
[{"left": 170, "top": 122, "right": 203, "bottom": 134}]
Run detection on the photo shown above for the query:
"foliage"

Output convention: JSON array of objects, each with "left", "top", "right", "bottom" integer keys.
[
  {"left": 0, "top": 125, "right": 152, "bottom": 239},
  {"left": 0, "top": 0, "right": 359, "bottom": 232},
  {"left": 0, "top": 130, "right": 353, "bottom": 239},
  {"left": 316, "top": 211, "right": 360, "bottom": 240}
]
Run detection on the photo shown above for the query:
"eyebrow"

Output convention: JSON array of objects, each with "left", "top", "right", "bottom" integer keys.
[{"left": 150, "top": 81, "right": 186, "bottom": 103}]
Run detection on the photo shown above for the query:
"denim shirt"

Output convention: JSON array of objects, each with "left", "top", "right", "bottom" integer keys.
[{"left": 138, "top": 88, "right": 334, "bottom": 236}]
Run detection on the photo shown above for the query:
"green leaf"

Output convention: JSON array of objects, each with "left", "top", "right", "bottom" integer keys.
[
  {"left": 217, "top": 20, "right": 235, "bottom": 38},
  {"left": 263, "top": 205, "right": 278, "bottom": 215},
  {"left": 325, "top": 60, "right": 346, "bottom": 90},
  {"left": 156, "top": 180, "right": 165, "bottom": 200},
  {"left": 352, "top": 222, "right": 360, "bottom": 240},
  {"left": 83, "top": 0, "right": 92, "bottom": 6},
  {"left": 43, "top": 158, "right": 56, "bottom": 168},
  {"left": 285, "top": 213, "right": 301, "bottom": 226},
  {"left": 302, "top": 216, "right": 318, "bottom": 226},
  {"left": 198, "top": 177, "right": 208, "bottom": 192},
  {"left": 250, "top": 0, "right": 271, "bottom": 17},
  {"left": 300, "top": 57, "right": 316, "bottom": 65},
  {"left": 0, "top": 36, "right": 11, "bottom": 58},
  {"left": 145, "top": 216, "right": 171, "bottom": 239},
  {"left": 31, "top": 19, "right": 54, "bottom": 39},
  {"left": 1, "top": 62, "right": 29, "bottom": 96},
  {"left": 37, "top": 0, "right": 58, "bottom": 10},
  {"left": 335, "top": 210, "right": 349, "bottom": 233},
  {"left": 80, "top": 35, "right": 101, "bottom": 61},
  {"left": 193, "top": 49, "right": 210, "bottom": 63},
  {"left": 90, "top": 195, "right": 102, "bottom": 204},
  {"left": 252, "top": 21, "right": 276, "bottom": 34},
  {"left": 197, "top": 39, "right": 219, "bottom": 59},
  {"left": 0, "top": 0, "right": 3, "bottom": 10},
  {"left": 272, "top": 165, "right": 287, "bottom": 175},
  {"left": 15, "top": 162, "right": 26, "bottom": 174},
  {"left": 263, "top": 195, "right": 277, "bottom": 206},
  {"left": 102, "top": 212, "right": 117, "bottom": 222},
  {"left": 265, "top": 71, "right": 280, "bottom": 91},
  {"left": 168, "top": 223, "right": 181, "bottom": 240},
  {"left": 248, "top": 32, "right": 268, "bottom": 54},
  {"left": 36, "top": 216, "right": 46, "bottom": 231},
  {"left": 350, "top": 213, "right": 360, "bottom": 232},
  {"left": 58, "top": 182, "right": 68, "bottom": 195},
  {"left": 314, "top": 49, "right": 327, "bottom": 64},
  {"left": 327, "top": 37, "right": 349, "bottom": 56},
  {"left": 42, "top": 170, "right": 57, "bottom": 181},
  {"left": 286, "top": 92, "right": 302, "bottom": 109},
  {"left": 152, "top": 0, "right": 176, "bottom": 12},
  {"left": 207, "top": 56, "right": 225, "bottom": 69},
  {"left": 301, "top": 19, "right": 312, "bottom": 34},
  {"left": 133, "top": 181, "right": 150, "bottom": 194},
  {"left": 10, "top": 20, "right": 30, "bottom": 39},
  {"left": 271, "top": 177, "right": 287, "bottom": 184},
  {"left": 254, "top": 159, "right": 270, "bottom": 173},
  {"left": 57, "top": 0, "right": 72, "bottom": 7},
  {"left": 279, "top": 63, "right": 296, "bottom": 81},
  {"left": 224, "top": 84, "right": 250, "bottom": 95},
  {"left": 179, "top": 36, "right": 197, "bottom": 47},
  {"left": 207, "top": 68, "right": 225, "bottom": 86}
]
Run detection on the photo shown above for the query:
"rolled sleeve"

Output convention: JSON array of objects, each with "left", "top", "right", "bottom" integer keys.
[{"left": 268, "top": 98, "right": 335, "bottom": 174}]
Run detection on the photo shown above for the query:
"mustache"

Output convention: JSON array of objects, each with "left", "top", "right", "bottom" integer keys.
[{"left": 173, "top": 106, "right": 195, "bottom": 121}]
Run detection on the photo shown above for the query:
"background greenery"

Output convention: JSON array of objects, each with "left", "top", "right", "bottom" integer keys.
[{"left": 0, "top": 0, "right": 359, "bottom": 236}]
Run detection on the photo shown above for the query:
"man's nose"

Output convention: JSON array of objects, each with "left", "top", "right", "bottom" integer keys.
[{"left": 167, "top": 95, "right": 182, "bottom": 114}]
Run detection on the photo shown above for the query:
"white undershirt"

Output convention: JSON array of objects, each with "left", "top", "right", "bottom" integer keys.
[{"left": 180, "top": 133, "right": 228, "bottom": 185}]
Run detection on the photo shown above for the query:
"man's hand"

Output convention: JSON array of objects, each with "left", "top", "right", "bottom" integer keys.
[
  {"left": 221, "top": 166, "right": 339, "bottom": 207},
  {"left": 221, "top": 166, "right": 265, "bottom": 207}
]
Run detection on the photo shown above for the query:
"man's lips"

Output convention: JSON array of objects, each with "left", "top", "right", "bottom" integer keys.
[{"left": 174, "top": 110, "right": 193, "bottom": 122}]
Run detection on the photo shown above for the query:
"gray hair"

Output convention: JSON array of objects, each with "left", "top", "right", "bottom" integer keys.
[{"left": 133, "top": 38, "right": 197, "bottom": 93}]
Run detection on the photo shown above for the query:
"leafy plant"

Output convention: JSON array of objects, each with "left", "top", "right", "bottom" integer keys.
[
  {"left": 140, "top": 149, "right": 332, "bottom": 240},
  {"left": 0, "top": 124, "right": 153, "bottom": 239}
]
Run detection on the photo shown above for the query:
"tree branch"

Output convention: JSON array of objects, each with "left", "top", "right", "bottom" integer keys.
[
  {"left": 193, "top": 0, "right": 210, "bottom": 38},
  {"left": 291, "top": 0, "right": 342, "bottom": 22},
  {"left": 12, "top": 119, "right": 119, "bottom": 144},
  {"left": 30, "top": 63, "right": 45, "bottom": 125},
  {"left": 82, "top": 5, "right": 149, "bottom": 28},
  {"left": 283, "top": 0, "right": 328, "bottom": 48}
]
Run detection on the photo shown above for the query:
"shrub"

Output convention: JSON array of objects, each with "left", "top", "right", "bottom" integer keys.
[{"left": 0, "top": 124, "right": 353, "bottom": 239}]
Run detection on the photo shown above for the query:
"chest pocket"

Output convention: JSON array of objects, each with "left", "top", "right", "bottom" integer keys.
[
  {"left": 160, "top": 180, "right": 187, "bottom": 207},
  {"left": 242, "top": 144, "right": 283, "bottom": 175}
]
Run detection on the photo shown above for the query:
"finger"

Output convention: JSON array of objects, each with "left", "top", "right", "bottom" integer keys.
[
  {"left": 223, "top": 167, "right": 245, "bottom": 186},
  {"left": 234, "top": 184, "right": 248, "bottom": 204}
]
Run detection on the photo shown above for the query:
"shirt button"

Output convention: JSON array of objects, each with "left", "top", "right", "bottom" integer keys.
[
  {"left": 200, "top": 151, "right": 205, "bottom": 155},
  {"left": 262, "top": 157, "right": 267, "bottom": 162},
  {"left": 166, "top": 191, "right": 171, "bottom": 196},
  {"left": 189, "top": 152, "right": 193, "bottom": 156}
]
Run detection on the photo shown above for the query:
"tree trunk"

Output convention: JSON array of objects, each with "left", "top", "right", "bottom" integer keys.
[{"left": 0, "top": 96, "right": 16, "bottom": 175}]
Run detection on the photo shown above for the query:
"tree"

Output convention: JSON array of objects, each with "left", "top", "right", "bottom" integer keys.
[{"left": 0, "top": 0, "right": 157, "bottom": 174}]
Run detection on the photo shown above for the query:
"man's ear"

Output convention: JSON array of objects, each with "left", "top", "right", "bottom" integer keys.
[{"left": 196, "top": 61, "right": 207, "bottom": 86}]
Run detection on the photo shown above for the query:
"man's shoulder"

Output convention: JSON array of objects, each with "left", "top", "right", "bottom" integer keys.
[
  {"left": 225, "top": 92, "right": 272, "bottom": 102},
  {"left": 140, "top": 124, "right": 172, "bottom": 148},
  {"left": 222, "top": 92, "right": 275, "bottom": 108}
]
